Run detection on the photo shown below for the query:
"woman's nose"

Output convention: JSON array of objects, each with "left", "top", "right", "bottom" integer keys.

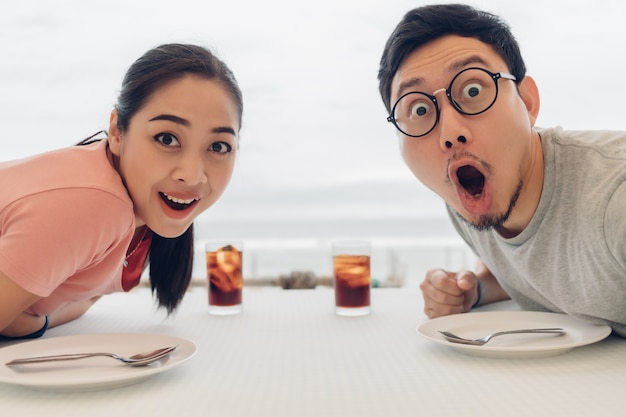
[{"left": 172, "top": 155, "right": 208, "bottom": 185}]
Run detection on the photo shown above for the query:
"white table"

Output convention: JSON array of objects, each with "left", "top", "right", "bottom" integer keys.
[{"left": 1, "top": 286, "right": 624, "bottom": 416}]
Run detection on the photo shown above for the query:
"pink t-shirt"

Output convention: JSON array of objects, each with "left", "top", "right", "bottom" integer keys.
[{"left": 0, "top": 140, "right": 135, "bottom": 315}]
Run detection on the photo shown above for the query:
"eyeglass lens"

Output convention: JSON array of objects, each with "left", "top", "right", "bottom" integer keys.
[{"left": 391, "top": 68, "right": 501, "bottom": 137}]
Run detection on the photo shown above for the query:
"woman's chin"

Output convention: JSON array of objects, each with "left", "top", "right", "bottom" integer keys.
[{"left": 149, "top": 222, "right": 193, "bottom": 239}]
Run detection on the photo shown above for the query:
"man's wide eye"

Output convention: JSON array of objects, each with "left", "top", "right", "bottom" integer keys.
[
  {"left": 462, "top": 82, "right": 483, "bottom": 98},
  {"left": 410, "top": 102, "right": 431, "bottom": 117}
]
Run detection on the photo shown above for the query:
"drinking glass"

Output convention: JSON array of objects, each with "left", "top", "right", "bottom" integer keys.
[
  {"left": 206, "top": 241, "right": 243, "bottom": 315},
  {"left": 332, "top": 241, "right": 371, "bottom": 316}
]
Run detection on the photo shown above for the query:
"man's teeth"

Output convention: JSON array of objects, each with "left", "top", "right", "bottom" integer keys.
[{"left": 163, "top": 193, "right": 196, "bottom": 205}]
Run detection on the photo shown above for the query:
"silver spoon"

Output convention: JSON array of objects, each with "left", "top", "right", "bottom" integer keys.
[
  {"left": 438, "top": 328, "right": 565, "bottom": 346},
  {"left": 5, "top": 345, "right": 177, "bottom": 367}
]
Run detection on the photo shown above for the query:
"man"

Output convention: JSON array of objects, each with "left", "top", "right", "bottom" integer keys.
[{"left": 378, "top": 4, "right": 626, "bottom": 336}]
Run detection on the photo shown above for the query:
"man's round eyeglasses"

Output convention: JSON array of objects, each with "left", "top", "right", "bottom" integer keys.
[{"left": 387, "top": 67, "right": 517, "bottom": 138}]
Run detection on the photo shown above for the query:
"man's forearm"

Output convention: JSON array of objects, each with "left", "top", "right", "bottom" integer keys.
[{"left": 475, "top": 261, "right": 511, "bottom": 306}]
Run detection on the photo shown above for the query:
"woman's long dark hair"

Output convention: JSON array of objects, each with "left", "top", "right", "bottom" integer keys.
[{"left": 80, "top": 44, "right": 243, "bottom": 313}]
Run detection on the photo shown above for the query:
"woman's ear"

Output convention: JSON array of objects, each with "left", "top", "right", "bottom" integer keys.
[
  {"left": 108, "top": 109, "right": 122, "bottom": 156},
  {"left": 518, "top": 75, "right": 541, "bottom": 127}
]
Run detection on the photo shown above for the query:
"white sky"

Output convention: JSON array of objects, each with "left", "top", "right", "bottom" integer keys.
[{"left": 2, "top": 0, "right": 625, "bottom": 221}]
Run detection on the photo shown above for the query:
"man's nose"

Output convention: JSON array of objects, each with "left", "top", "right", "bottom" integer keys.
[{"left": 434, "top": 91, "right": 470, "bottom": 151}]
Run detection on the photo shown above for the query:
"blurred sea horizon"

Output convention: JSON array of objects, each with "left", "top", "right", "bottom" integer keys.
[{"left": 190, "top": 215, "right": 475, "bottom": 287}]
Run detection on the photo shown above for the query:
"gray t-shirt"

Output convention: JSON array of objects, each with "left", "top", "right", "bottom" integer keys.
[{"left": 448, "top": 127, "right": 626, "bottom": 336}]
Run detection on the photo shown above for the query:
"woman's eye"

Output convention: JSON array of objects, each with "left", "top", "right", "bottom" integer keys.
[
  {"left": 462, "top": 82, "right": 483, "bottom": 99},
  {"left": 210, "top": 141, "right": 232, "bottom": 154},
  {"left": 154, "top": 133, "right": 180, "bottom": 147}
]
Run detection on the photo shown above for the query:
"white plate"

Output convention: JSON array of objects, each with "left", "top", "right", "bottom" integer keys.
[
  {"left": 417, "top": 311, "right": 612, "bottom": 358},
  {"left": 0, "top": 333, "right": 196, "bottom": 391}
]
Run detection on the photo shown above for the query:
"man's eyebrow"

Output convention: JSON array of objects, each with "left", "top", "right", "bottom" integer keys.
[
  {"left": 395, "top": 55, "right": 491, "bottom": 98},
  {"left": 396, "top": 77, "right": 425, "bottom": 97},
  {"left": 149, "top": 114, "right": 237, "bottom": 136},
  {"left": 450, "top": 55, "right": 489, "bottom": 72}
]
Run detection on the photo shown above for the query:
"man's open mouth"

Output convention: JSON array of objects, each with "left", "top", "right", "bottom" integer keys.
[
  {"left": 160, "top": 192, "right": 198, "bottom": 211},
  {"left": 456, "top": 165, "right": 485, "bottom": 198}
]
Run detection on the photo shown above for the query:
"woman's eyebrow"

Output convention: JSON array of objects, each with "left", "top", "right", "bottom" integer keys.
[
  {"left": 213, "top": 126, "right": 237, "bottom": 136},
  {"left": 150, "top": 114, "right": 236, "bottom": 136},
  {"left": 149, "top": 114, "right": 190, "bottom": 126}
]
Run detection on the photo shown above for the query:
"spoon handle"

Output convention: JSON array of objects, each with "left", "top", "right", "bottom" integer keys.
[{"left": 6, "top": 353, "right": 110, "bottom": 366}]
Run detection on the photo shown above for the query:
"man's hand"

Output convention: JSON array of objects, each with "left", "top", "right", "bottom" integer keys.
[
  {"left": 420, "top": 268, "right": 480, "bottom": 318},
  {"left": 419, "top": 261, "right": 510, "bottom": 318}
]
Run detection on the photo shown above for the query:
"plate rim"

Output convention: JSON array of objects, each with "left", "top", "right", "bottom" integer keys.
[
  {"left": 416, "top": 310, "right": 612, "bottom": 355},
  {"left": 0, "top": 332, "right": 197, "bottom": 390}
]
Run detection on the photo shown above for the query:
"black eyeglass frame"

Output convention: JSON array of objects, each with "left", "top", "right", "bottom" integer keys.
[{"left": 386, "top": 67, "right": 517, "bottom": 138}]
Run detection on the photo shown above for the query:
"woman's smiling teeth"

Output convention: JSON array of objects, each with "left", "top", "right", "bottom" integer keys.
[{"left": 160, "top": 192, "right": 198, "bottom": 210}]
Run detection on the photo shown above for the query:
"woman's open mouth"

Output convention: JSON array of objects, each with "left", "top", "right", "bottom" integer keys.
[{"left": 159, "top": 192, "right": 199, "bottom": 211}]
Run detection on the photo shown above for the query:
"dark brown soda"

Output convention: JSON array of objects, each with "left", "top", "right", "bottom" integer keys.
[
  {"left": 334, "top": 255, "right": 370, "bottom": 308},
  {"left": 206, "top": 245, "right": 243, "bottom": 306}
]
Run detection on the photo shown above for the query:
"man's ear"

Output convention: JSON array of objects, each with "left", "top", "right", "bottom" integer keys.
[
  {"left": 518, "top": 75, "right": 541, "bottom": 127},
  {"left": 108, "top": 109, "right": 122, "bottom": 156}
]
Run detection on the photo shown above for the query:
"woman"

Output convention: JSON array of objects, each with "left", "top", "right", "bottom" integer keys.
[{"left": 0, "top": 43, "right": 243, "bottom": 339}]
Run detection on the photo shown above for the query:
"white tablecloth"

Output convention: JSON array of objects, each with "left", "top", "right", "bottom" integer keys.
[{"left": 1, "top": 286, "right": 624, "bottom": 416}]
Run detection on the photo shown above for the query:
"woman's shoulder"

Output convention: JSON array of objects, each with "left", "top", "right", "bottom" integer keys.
[{"left": 1, "top": 140, "right": 131, "bottom": 207}]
